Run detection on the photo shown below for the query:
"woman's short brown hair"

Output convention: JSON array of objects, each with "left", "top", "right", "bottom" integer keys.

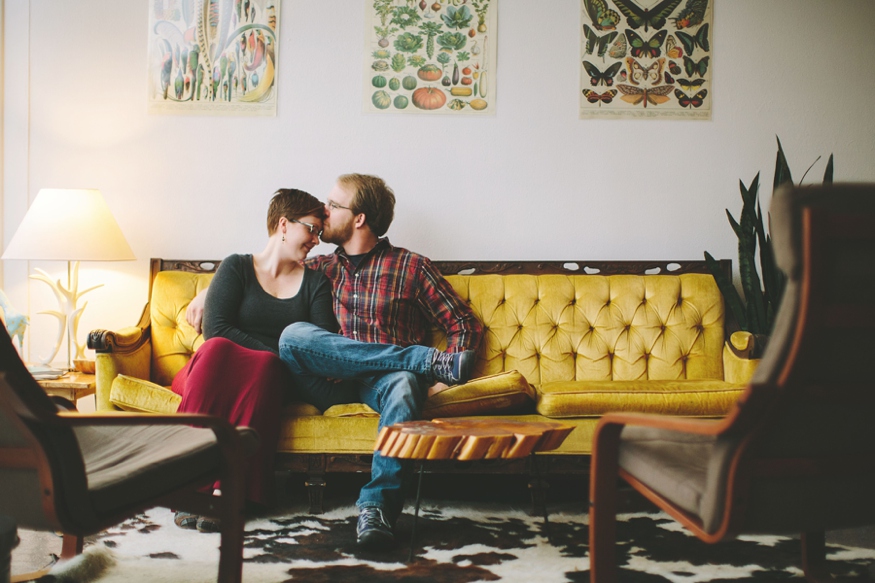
[
  {"left": 266, "top": 188, "right": 325, "bottom": 234},
  {"left": 337, "top": 173, "right": 395, "bottom": 237}
]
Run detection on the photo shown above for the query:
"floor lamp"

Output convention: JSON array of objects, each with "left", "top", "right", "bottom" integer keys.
[{"left": 1, "top": 188, "right": 135, "bottom": 369}]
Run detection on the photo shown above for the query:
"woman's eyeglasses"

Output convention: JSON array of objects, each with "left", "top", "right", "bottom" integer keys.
[{"left": 290, "top": 218, "right": 323, "bottom": 238}]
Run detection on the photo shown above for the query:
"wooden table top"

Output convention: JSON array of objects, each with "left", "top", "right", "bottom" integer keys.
[
  {"left": 375, "top": 418, "right": 573, "bottom": 461},
  {"left": 35, "top": 371, "right": 96, "bottom": 390}
]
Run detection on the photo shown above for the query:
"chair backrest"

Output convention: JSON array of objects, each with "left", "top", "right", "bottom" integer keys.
[
  {"left": 704, "top": 183, "right": 875, "bottom": 535},
  {"left": 0, "top": 327, "right": 91, "bottom": 531}
]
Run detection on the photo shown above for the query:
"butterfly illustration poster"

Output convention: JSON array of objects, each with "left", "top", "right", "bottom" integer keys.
[
  {"left": 362, "top": 0, "right": 498, "bottom": 115},
  {"left": 147, "top": 0, "right": 279, "bottom": 116},
  {"left": 580, "top": 0, "right": 712, "bottom": 120}
]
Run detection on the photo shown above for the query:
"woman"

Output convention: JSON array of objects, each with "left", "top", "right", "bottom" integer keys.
[{"left": 171, "top": 188, "right": 337, "bottom": 531}]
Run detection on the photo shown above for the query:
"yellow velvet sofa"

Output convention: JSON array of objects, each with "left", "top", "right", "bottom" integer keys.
[{"left": 89, "top": 258, "right": 758, "bottom": 512}]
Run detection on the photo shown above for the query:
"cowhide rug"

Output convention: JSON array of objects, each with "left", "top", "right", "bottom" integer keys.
[{"left": 38, "top": 500, "right": 875, "bottom": 582}]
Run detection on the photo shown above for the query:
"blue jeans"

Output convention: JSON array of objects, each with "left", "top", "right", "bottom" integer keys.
[{"left": 278, "top": 322, "right": 436, "bottom": 523}]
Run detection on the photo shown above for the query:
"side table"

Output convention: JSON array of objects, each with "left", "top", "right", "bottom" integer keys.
[
  {"left": 35, "top": 372, "right": 96, "bottom": 408},
  {"left": 376, "top": 418, "right": 573, "bottom": 561}
]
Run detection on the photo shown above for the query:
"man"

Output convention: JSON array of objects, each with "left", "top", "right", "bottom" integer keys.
[{"left": 187, "top": 174, "right": 483, "bottom": 551}]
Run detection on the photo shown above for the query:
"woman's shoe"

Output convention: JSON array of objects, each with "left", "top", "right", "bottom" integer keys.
[
  {"left": 196, "top": 516, "right": 221, "bottom": 533},
  {"left": 174, "top": 511, "right": 198, "bottom": 529}
]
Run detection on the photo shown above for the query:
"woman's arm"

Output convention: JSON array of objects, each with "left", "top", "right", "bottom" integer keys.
[
  {"left": 203, "top": 255, "right": 274, "bottom": 352},
  {"left": 308, "top": 270, "right": 340, "bottom": 333}
]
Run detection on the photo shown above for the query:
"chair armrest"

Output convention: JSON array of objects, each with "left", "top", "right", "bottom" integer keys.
[
  {"left": 56, "top": 411, "right": 251, "bottom": 460},
  {"left": 88, "top": 302, "right": 151, "bottom": 354},
  {"left": 87, "top": 304, "right": 153, "bottom": 411},
  {"left": 722, "top": 332, "right": 761, "bottom": 385},
  {"left": 596, "top": 411, "right": 728, "bottom": 437}
]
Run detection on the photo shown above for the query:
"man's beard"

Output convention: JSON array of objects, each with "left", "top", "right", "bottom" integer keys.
[{"left": 320, "top": 218, "right": 354, "bottom": 246}]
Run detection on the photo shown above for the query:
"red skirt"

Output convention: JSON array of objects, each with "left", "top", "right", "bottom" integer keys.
[{"left": 172, "top": 337, "right": 291, "bottom": 506}]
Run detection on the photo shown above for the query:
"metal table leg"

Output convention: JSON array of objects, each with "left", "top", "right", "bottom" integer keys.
[
  {"left": 408, "top": 462, "right": 425, "bottom": 563},
  {"left": 530, "top": 452, "right": 551, "bottom": 541}
]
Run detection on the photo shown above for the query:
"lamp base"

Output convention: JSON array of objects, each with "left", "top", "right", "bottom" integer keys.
[{"left": 29, "top": 261, "right": 103, "bottom": 369}]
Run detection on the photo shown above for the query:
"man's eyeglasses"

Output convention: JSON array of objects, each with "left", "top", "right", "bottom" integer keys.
[
  {"left": 290, "top": 218, "right": 323, "bottom": 238},
  {"left": 327, "top": 199, "right": 352, "bottom": 212}
]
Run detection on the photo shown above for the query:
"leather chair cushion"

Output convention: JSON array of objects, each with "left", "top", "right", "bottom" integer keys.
[
  {"left": 75, "top": 424, "right": 258, "bottom": 515},
  {"left": 618, "top": 425, "right": 716, "bottom": 519}
]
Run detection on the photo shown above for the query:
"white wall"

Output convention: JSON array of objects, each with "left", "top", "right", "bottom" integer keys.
[{"left": 4, "top": 0, "right": 875, "bottom": 364}]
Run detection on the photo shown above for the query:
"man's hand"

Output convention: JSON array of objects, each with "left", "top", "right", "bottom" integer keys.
[
  {"left": 427, "top": 382, "right": 450, "bottom": 399},
  {"left": 186, "top": 290, "right": 208, "bottom": 334}
]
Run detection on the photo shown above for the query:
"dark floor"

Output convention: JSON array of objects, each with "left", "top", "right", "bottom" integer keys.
[{"left": 9, "top": 472, "right": 875, "bottom": 577}]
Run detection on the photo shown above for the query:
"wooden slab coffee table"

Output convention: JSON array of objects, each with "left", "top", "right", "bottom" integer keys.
[{"left": 376, "top": 418, "right": 573, "bottom": 560}]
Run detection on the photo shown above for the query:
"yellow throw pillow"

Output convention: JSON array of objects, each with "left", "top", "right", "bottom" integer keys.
[{"left": 423, "top": 370, "right": 536, "bottom": 419}]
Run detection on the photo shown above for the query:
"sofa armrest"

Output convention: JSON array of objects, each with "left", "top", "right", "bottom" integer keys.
[
  {"left": 722, "top": 331, "right": 761, "bottom": 385},
  {"left": 88, "top": 304, "right": 153, "bottom": 411}
]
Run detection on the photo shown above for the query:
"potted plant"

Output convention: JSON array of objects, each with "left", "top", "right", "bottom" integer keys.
[{"left": 705, "top": 137, "right": 834, "bottom": 354}]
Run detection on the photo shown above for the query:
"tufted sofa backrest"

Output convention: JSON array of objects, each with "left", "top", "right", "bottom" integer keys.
[
  {"left": 439, "top": 273, "right": 726, "bottom": 385},
  {"left": 146, "top": 259, "right": 727, "bottom": 388}
]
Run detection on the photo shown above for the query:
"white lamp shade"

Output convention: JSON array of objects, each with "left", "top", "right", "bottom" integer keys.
[{"left": 2, "top": 188, "right": 135, "bottom": 261}]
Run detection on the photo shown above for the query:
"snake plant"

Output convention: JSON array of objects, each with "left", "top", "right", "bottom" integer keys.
[{"left": 705, "top": 137, "right": 834, "bottom": 336}]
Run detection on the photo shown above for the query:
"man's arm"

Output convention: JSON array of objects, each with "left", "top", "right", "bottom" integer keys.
[
  {"left": 186, "top": 289, "right": 208, "bottom": 333},
  {"left": 416, "top": 258, "right": 484, "bottom": 353}
]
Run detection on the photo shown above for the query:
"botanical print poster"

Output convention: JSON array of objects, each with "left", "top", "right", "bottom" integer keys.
[
  {"left": 362, "top": 0, "right": 498, "bottom": 115},
  {"left": 579, "top": 0, "right": 712, "bottom": 120},
  {"left": 148, "top": 0, "right": 279, "bottom": 116}
]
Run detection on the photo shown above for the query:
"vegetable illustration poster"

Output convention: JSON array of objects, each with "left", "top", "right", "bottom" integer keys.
[
  {"left": 579, "top": 0, "right": 712, "bottom": 120},
  {"left": 148, "top": 0, "right": 279, "bottom": 116},
  {"left": 363, "top": 0, "right": 498, "bottom": 115}
]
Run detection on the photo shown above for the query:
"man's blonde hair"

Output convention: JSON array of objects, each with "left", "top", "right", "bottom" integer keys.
[{"left": 337, "top": 174, "right": 395, "bottom": 237}]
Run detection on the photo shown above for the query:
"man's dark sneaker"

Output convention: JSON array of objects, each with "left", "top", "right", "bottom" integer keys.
[
  {"left": 356, "top": 507, "right": 394, "bottom": 551},
  {"left": 431, "top": 349, "right": 475, "bottom": 385}
]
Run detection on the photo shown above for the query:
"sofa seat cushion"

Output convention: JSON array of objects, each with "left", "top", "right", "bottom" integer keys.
[
  {"left": 110, "top": 375, "right": 181, "bottom": 413},
  {"left": 536, "top": 380, "right": 745, "bottom": 418},
  {"left": 275, "top": 413, "right": 598, "bottom": 455},
  {"left": 324, "top": 403, "right": 379, "bottom": 418},
  {"left": 277, "top": 415, "right": 381, "bottom": 453}
]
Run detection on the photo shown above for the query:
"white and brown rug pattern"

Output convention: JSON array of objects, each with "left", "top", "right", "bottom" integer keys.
[{"left": 42, "top": 502, "right": 875, "bottom": 582}]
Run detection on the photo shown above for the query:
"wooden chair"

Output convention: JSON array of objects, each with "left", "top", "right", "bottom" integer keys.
[
  {"left": 589, "top": 183, "right": 875, "bottom": 582},
  {"left": 0, "top": 326, "right": 257, "bottom": 583}
]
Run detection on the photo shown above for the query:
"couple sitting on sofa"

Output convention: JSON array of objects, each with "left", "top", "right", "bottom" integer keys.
[{"left": 174, "top": 173, "right": 483, "bottom": 551}]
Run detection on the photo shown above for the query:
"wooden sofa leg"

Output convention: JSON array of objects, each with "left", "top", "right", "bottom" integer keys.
[
  {"left": 801, "top": 531, "right": 837, "bottom": 582},
  {"left": 305, "top": 476, "right": 326, "bottom": 514}
]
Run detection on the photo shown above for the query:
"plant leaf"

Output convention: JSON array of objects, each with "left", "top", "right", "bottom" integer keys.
[
  {"left": 726, "top": 210, "right": 743, "bottom": 239},
  {"left": 773, "top": 136, "right": 793, "bottom": 190},
  {"left": 735, "top": 173, "right": 765, "bottom": 334},
  {"left": 705, "top": 252, "right": 747, "bottom": 332},
  {"left": 823, "top": 153, "right": 834, "bottom": 184}
]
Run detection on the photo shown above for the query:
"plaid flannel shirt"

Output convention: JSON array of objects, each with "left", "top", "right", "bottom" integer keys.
[{"left": 305, "top": 239, "right": 483, "bottom": 352}]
